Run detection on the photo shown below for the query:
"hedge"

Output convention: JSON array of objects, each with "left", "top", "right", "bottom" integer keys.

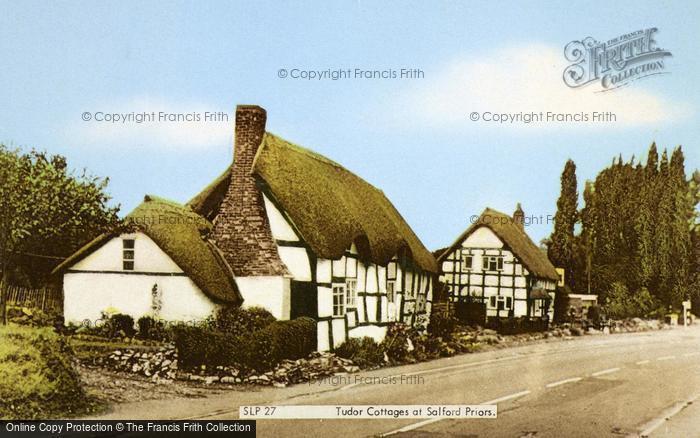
[{"left": 172, "top": 316, "right": 317, "bottom": 372}]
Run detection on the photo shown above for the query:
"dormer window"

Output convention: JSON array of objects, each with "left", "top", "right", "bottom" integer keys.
[{"left": 123, "top": 239, "right": 135, "bottom": 271}]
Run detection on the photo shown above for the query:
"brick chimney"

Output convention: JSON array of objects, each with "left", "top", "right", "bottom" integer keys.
[
  {"left": 211, "top": 105, "right": 288, "bottom": 277},
  {"left": 513, "top": 203, "right": 525, "bottom": 230}
]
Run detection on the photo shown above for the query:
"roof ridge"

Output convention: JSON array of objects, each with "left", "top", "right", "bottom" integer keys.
[{"left": 263, "top": 132, "right": 345, "bottom": 170}]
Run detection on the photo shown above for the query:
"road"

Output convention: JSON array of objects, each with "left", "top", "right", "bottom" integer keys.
[{"left": 93, "top": 327, "right": 700, "bottom": 437}]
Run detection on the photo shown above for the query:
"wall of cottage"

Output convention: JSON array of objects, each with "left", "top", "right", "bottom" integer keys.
[
  {"left": 263, "top": 193, "right": 433, "bottom": 351},
  {"left": 439, "top": 226, "right": 553, "bottom": 319},
  {"left": 63, "top": 232, "right": 219, "bottom": 324}
]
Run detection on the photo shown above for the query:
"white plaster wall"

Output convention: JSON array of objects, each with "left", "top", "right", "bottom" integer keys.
[
  {"left": 64, "top": 233, "right": 219, "bottom": 324},
  {"left": 317, "top": 259, "right": 332, "bottom": 283},
  {"left": 63, "top": 273, "right": 218, "bottom": 324},
  {"left": 349, "top": 325, "right": 387, "bottom": 343},
  {"left": 366, "top": 266, "right": 378, "bottom": 292},
  {"left": 377, "top": 266, "right": 386, "bottom": 293},
  {"left": 278, "top": 246, "right": 311, "bottom": 281},
  {"left": 332, "top": 257, "right": 346, "bottom": 277},
  {"left": 347, "top": 257, "right": 357, "bottom": 278},
  {"left": 365, "top": 296, "right": 378, "bottom": 322},
  {"left": 318, "top": 286, "right": 333, "bottom": 318},
  {"left": 236, "top": 276, "right": 290, "bottom": 320},
  {"left": 463, "top": 227, "right": 503, "bottom": 248},
  {"left": 514, "top": 300, "right": 527, "bottom": 316},
  {"left": 72, "top": 232, "right": 181, "bottom": 273},
  {"left": 317, "top": 321, "right": 330, "bottom": 351},
  {"left": 263, "top": 194, "right": 299, "bottom": 241},
  {"left": 331, "top": 319, "right": 346, "bottom": 347}
]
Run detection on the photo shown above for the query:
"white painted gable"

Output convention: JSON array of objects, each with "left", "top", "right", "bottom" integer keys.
[
  {"left": 71, "top": 232, "right": 183, "bottom": 273},
  {"left": 462, "top": 226, "right": 503, "bottom": 248}
]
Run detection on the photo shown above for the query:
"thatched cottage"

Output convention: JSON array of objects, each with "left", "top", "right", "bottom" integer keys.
[
  {"left": 435, "top": 205, "right": 558, "bottom": 325},
  {"left": 56, "top": 105, "right": 437, "bottom": 350},
  {"left": 53, "top": 196, "right": 242, "bottom": 324}
]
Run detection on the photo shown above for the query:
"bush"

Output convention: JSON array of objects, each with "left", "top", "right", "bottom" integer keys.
[
  {"left": 0, "top": 324, "right": 94, "bottom": 419},
  {"left": 427, "top": 311, "right": 457, "bottom": 340},
  {"left": 381, "top": 323, "right": 417, "bottom": 364},
  {"left": 604, "top": 283, "right": 661, "bottom": 319},
  {"left": 137, "top": 316, "right": 169, "bottom": 341},
  {"left": 102, "top": 313, "right": 136, "bottom": 338},
  {"left": 214, "top": 306, "right": 276, "bottom": 334},
  {"left": 171, "top": 323, "right": 240, "bottom": 370},
  {"left": 335, "top": 337, "right": 384, "bottom": 368},
  {"left": 586, "top": 305, "right": 602, "bottom": 326},
  {"left": 7, "top": 306, "right": 61, "bottom": 328},
  {"left": 173, "top": 317, "right": 317, "bottom": 372},
  {"left": 242, "top": 317, "right": 317, "bottom": 371},
  {"left": 553, "top": 285, "right": 571, "bottom": 323}
]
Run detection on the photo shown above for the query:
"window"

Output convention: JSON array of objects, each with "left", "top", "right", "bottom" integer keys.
[
  {"left": 387, "top": 280, "right": 396, "bottom": 303},
  {"left": 461, "top": 254, "right": 473, "bottom": 271},
  {"left": 122, "top": 239, "right": 135, "bottom": 271},
  {"left": 332, "top": 285, "right": 346, "bottom": 316},
  {"left": 346, "top": 279, "right": 357, "bottom": 307},
  {"left": 482, "top": 255, "right": 504, "bottom": 271},
  {"left": 489, "top": 296, "right": 512, "bottom": 310}
]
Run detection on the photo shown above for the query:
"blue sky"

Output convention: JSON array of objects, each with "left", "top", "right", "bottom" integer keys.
[{"left": 1, "top": 1, "right": 698, "bottom": 250}]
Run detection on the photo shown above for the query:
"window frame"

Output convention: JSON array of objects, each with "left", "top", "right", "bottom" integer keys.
[
  {"left": 461, "top": 254, "right": 473, "bottom": 272},
  {"left": 345, "top": 279, "right": 357, "bottom": 308},
  {"left": 122, "top": 238, "right": 135, "bottom": 271},
  {"left": 483, "top": 255, "right": 504, "bottom": 272},
  {"left": 332, "top": 284, "right": 346, "bottom": 317}
]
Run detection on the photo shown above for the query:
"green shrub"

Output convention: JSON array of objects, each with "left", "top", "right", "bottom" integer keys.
[
  {"left": 381, "top": 323, "right": 416, "bottom": 364},
  {"left": 604, "top": 283, "right": 661, "bottom": 319},
  {"left": 136, "top": 316, "right": 169, "bottom": 341},
  {"left": 173, "top": 316, "right": 316, "bottom": 372},
  {"left": 335, "top": 337, "right": 384, "bottom": 368},
  {"left": 171, "top": 323, "right": 240, "bottom": 370},
  {"left": 242, "top": 317, "right": 317, "bottom": 372},
  {"left": 7, "top": 306, "right": 60, "bottom": 328},
  {"left": 427, "top": 311, "right": 457, "bottom": 340},
  {"left": 102, "top": 313, "right": 136, "bottom": 338},
  {"left": 0, "top": 324, "right": 94, "bottom": 419},
  {"left": 214, "top": 306, "right": 276, "bottom": 335}
]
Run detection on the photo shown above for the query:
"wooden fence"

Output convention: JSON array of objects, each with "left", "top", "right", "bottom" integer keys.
[{"left": 0, "top": 281, "right": 62, "bottom": 313}]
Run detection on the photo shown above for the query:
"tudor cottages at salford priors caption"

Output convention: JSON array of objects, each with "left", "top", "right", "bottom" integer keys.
[
  {"left": 435, "top": 205, "right": 559, "bottom": 326},
  {"left": 55, "top": 105, "right": 438, "bottom": 350}
]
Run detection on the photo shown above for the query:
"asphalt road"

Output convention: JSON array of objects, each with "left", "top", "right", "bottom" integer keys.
[{"left": 94, "top": 327, "right": 700, "bottom": 437}]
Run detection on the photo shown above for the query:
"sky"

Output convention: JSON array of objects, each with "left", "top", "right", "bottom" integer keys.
[{"left": 1, "top": 1, "right": 698, "bottom": 250}]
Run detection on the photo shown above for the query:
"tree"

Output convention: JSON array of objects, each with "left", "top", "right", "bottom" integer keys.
[
  {"left": 573, "top": 144, "right": 697, "bottom": 312},
  {"left": 548, "top": 160, "right": 578, "bottom": 291},
  {"left": 634, "top": 144, "right": 658, "bottom": 293},
  {"left": 553, "top": 285, "right": 571, "bottom": 324},
  {"left": 0, "top": 145, "right": 120, "bottom": 324}
]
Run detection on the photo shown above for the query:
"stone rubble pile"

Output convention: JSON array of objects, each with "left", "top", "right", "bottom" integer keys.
[
  {"left": 180, "top": 352, "right": 360, "bottom": 387},
  {"left": 103, "top": 347, "right": 178, "bottom": 381}
]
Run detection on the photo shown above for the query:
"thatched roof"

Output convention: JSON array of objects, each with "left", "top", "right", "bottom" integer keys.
[
  {"left": 53, "top": 196, "right": 242, "bottom": 304},
  {"left": 436, "top": 208, "right": 558, "bottom": 281},
  {"left": 189, "top": 132, "right": 437, "bottom": 272}
]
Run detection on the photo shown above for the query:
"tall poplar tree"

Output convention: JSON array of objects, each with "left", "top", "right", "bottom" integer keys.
[{"left": 548, "top": 160, "right": 578, "bottom": 290}]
